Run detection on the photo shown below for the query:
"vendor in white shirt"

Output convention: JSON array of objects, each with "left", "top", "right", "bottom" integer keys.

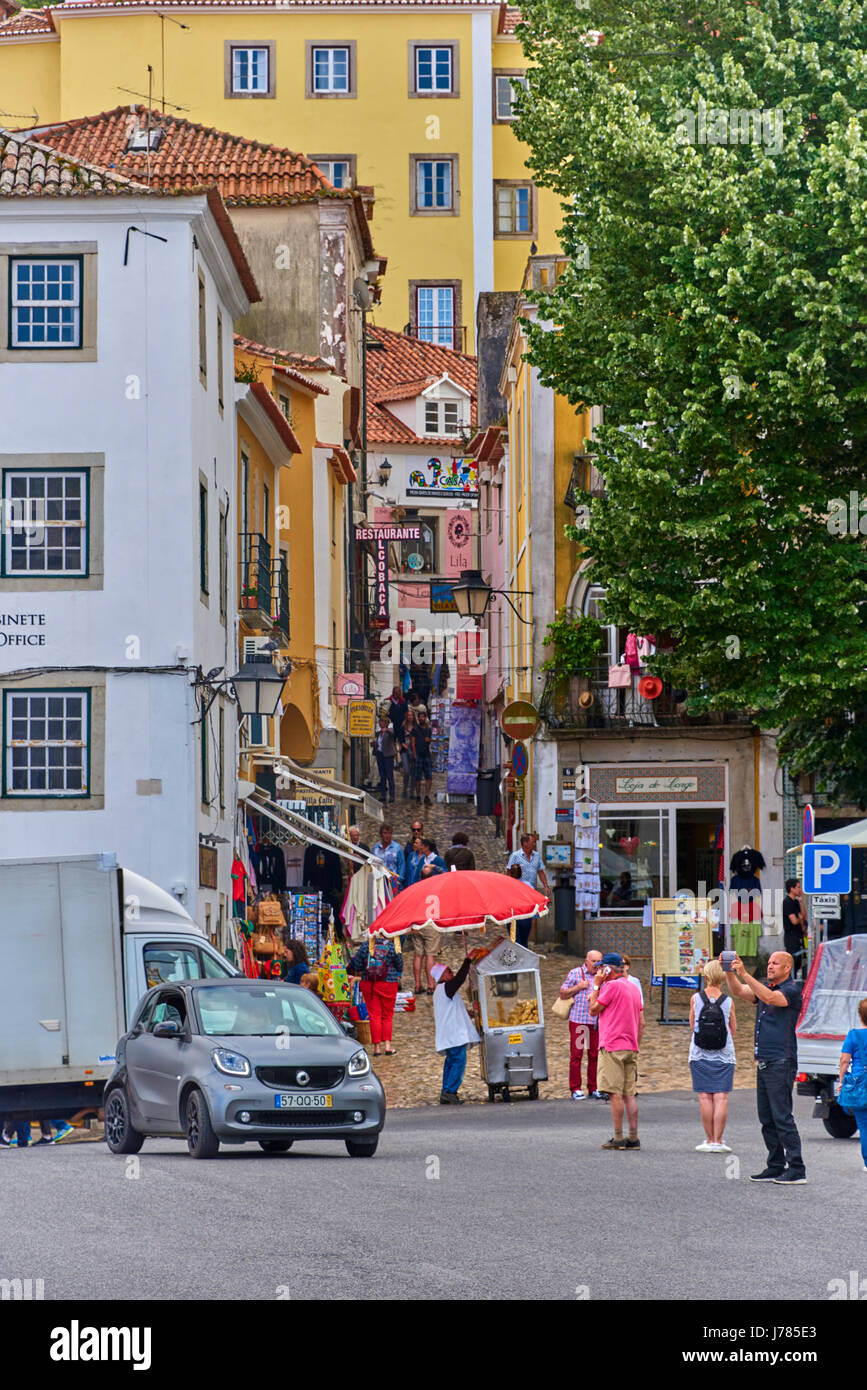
[{"left": 431, "top": 959, "right": 480, "bottom": 1106}]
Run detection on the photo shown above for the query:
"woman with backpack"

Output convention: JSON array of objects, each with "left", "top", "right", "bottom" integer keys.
[
  {"left": 689, "top": 958, "right": 737, "bottom": 1152},
  {"left": 347, "top": 935, "right": 403, "bottom": 1059}
]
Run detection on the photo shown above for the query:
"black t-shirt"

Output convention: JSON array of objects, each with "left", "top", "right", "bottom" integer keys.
[
  {"left": 782, "top": 896, "right": 803, "bottom": 938},
  {"left": 753, "top": 978, "right": 802, "bottom": 1061},
  {"left": 411, "top": 724, "right": 432, "bottom": 758}
]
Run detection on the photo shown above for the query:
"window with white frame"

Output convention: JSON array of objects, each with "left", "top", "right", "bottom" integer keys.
[
  {"left": 494, "top": 183, "right": 534, "bottom": 236},
  {"left": 413, "top": 158, "right": 454, "bottom": 212},
  {"left": 312, "top": 158, "right": 353, "bottom": 188},
  {"left": 414, "top": 45, "right": 454, "bottom": 93},
  {"left": 10, "top": 257, "right": 81, "bottom": 349},
  {"left": 4, "top": 690, "right": 89, "bottom": 797},
  {"left": 415, "top": 286, "right": 455, "bottom": 348},
  {"left": 231, "top": 46, "right": 270, "bottom": 93},
  {"left": 312, "top": 45, "right": 350, "bottom": 93},
  {"left": 494, "top": 73, "right": 528, "bottom": 121},
  {"left": 2, "top": 469, "right": 87, "bottom": 576},
  {"left": 423, "top": 400, "right": 462, "bottom": 435}
]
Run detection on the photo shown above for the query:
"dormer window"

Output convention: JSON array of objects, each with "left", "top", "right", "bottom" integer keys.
[
  {"left": 424, "top": 400, "right": 461, "bottom": 435},
  {"left": 126, "top": 125, "right": 163, "bottom": 152}
]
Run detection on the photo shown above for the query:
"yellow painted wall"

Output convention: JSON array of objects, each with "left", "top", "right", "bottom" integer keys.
[{"left": 1, "top": 38, "right": 60, "bottom": 125}]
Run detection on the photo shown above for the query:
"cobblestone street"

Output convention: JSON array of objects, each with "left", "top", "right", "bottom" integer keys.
[{"left": 355, "top": 776, "right": 756, "bottom": 1108}]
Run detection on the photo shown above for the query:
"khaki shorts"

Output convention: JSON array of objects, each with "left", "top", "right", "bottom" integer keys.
[
  {"left": 597, "top": 1049, "right": 639, "bottom": 1096},
  {"left": 412, "top": 923, "right": 441, "bottom": 956}
]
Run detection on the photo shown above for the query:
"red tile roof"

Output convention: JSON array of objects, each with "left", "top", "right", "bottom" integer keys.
[
  {"left": 498, "top": 5, "right": 522, "bottom": 34},
  {"left": 0, "top": 7, "right": 56, "bottom": 35},
  {"left": 365, "top": 325, "right": 477, "bottom": 446},
  {"left": 46, "top": 0, "right": 489, "bottom": 9},
  {"left": 234, "top": 333, "right": 329, "bottom": 395},
  {"left": 34, "top": 105, "right": 379, "bottom": 259},
  {"left": 0, "top": 128, "right": 153, "bottom": 196}
]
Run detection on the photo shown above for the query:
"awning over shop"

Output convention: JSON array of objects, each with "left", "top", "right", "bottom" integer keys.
[
  {"left": 252, "top": 754, "right": 383, "bottom": 823},
  {"left": 243, "top": 790, "right": 378, "bottom": 868},
  {"left": 807, "top": 818, "right": 867, "bottom": 849}
]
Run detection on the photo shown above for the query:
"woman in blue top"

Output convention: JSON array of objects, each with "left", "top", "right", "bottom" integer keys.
[
  {"left": 403, "top": 834, "right": 425, "bottom": 889},
  {"left": 283, "top": 938, "right": 312, "bottom": 985},
  {"left": 838, "top": 997, "right": 867, "bottom": 1172}
]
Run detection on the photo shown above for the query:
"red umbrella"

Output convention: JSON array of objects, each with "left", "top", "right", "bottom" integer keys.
[{"left": 370, "top": 869, "right": 549, "bottom": 937}]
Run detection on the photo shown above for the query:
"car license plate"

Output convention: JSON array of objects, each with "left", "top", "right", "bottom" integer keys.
[{"left": 274, "top": 1093, "right": 333, "bottom": 1109}]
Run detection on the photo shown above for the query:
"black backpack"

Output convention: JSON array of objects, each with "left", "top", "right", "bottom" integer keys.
[{"left": 695, "top": 990, "right": 728, "bottom": 1050}]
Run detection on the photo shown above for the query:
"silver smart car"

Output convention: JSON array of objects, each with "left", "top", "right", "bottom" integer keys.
[{"left": 104, "top": 978, "right": 386, "bottom": 1159}]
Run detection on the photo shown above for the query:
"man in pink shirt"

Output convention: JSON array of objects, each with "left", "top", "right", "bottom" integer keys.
[{"left": 589, "top": 952, "right": 645, "bottom": 1150}]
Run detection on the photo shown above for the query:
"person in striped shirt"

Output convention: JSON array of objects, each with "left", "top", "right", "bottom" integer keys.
[{"left": 559, "top": 950, "right": 604, "bottom": 1099}]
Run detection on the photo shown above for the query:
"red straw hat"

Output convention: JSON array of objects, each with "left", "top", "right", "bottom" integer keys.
[{"left": 638, "top": 675, "right": 663, "bottom": 700}]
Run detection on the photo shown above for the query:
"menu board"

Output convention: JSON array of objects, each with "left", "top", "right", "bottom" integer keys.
[{"left": 652, "top": 898, "right": 712, "bottom": 978}]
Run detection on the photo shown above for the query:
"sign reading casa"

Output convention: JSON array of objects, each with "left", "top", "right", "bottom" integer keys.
[{"left": 0, "top": 612, "right": 46, "bottom": 646}]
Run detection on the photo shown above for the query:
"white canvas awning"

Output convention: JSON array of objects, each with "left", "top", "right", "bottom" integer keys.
[
  {"left": 798, "top": 818, "right": 867, "bottom": 852},
  {"left": 243, "top": 790, "right": 377, "bottom": 867},
  {"left": 252, "top": 755, "right": 383, "bottom": 823}
]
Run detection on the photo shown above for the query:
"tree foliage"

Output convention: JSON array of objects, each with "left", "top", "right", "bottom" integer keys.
[{"left": 515, "top": 0, "right": 867, "bottom": 803}]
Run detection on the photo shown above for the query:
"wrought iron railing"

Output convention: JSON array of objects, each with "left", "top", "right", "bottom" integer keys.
[
  {"left": 239, "top": 533, "right": 272, "bottom": 623},
  {"left": 564, "top": 453, "right": 605, "bottom": 510},
  {"left": 540, "top": 670, "right": 752, "bottom": 731},
  {"left": 271, "top": 554, "right": 289, "bottom": 641}
]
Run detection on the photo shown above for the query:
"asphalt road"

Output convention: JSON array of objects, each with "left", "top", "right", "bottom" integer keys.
[{"left": 3, "top": 1092, "right": 864, "bottom": 1301}]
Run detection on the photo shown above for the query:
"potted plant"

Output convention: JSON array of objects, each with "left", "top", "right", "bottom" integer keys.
[
  {"left": 541, "top": 609, "right": 605, "bottom": 711},
  {"left": 241, "top": 584, "right": 258, "bottom": 610}
]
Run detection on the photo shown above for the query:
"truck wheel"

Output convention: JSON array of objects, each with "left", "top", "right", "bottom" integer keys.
[
  {"left": 528, "top": 1081, "right": 539, "bottom": 1100},
  {"left": 259, "top": 1140, "right": 293, "bottom": 1154},
  {"left": 345, "top": 1137, "right": 378, "bottom": 1157},
  {"left": 823, "top": 1103, "right": 858, "bottom": 1139},
  {"left": 104, "top": 1088, "right": 144, "bottom": 1155},
  {"left": 487, "top": 1085, "right": 496, "bottom": 1103},
  {"left": 185, "top": 1089, "right": 220, "bottom": 1159},
  {"left": 501, "top": 1086, "right": 511, "bottom": 1104}
]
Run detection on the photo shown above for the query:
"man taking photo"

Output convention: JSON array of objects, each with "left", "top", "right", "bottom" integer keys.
[{"left": 724, "top": 951, "right": 806, "bottom": 1184}]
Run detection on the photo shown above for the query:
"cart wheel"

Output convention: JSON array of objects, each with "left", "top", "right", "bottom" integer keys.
[
  {"left": 528, "top": 1081, "right": 539, "bottom": 1100},
  {"left": 501, "top": 1086, "right": 511, "bottom": 1104},
  {"left": 487, "top": 1085, "right": 496, "bottom": 1104}
]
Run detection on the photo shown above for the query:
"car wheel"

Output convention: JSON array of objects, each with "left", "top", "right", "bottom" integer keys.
[
  {"left": 501, "top": 1086, "right": 511, "bottom": 1104},
  {"left": 185, "top": 1088, "right": 220, "bottom": 1159},
  {"left": 104, "top": 1087, "right": 144, "bottom": 1155},
  {"left": 528, "top": 1081, "right": 539, "bottom": 1100},
  {"left": 259, "top": 1140, "right": 294, "bottom": 1154},
  {"left": 823, "top": 1102, "right": 858, "bottom": 1139},
  {"left": 345, "top": 1137, "right": 378, "bottom": 1158}
]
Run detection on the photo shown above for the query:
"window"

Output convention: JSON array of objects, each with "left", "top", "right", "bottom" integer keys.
[
  {"left": 494, "top": 182, "right": 536, "bottom": 238},
  {"left": 4, "top": 689, "right": 89, "bottom": 797},
  {"left": 144, "top": 946, "right": 202, "bottom": 988},
  {"left": 217, "top": 311, "right": 224, "bottom": 411},
  {"left": 310, "top": 157, "right": 355, "bottom": 189},
  {"left": 263, "top": 482, "right": 270, "bottom": 543},
  {"left": 278, "top": 393, "right": 291, "bottom": 420},
  {"left": 423, "top": 400, "right": 462, "bottom": 435},
  {"left": 495, "top": 481, "right": 503, "bottom": 541},
  {"left": 1, "top": 242, "right": 97, "bottom": 362},
  {"left": 197, "top": 273, "right": 207, "bottom": 384},
  {"left": 10, "top": 257, "right": 81, "bottom": 349},
  {"left": 149, "top": 991, "right": 187, "bottom": 1031},
  {"left": 410, "top": 43, "right": 457, "bottom": 95},
  {"left": 307, "top": 43, "right": 355, "bottom": 96},
  {"left": 218, "top": 704, "right": 225, "bottom": 809},
  {"left": 411, "top": 156, "right": 457, "bottom": 214},
  {"left": 2, "top": 469, "right": 87, "bottom": 577},
  {"left": 494, "top": 71, "right": 528, "bottom": 122},
  {"left": 199, "top": 482, "right": 208, "bottom": 595},
  {"left": 219, "top": 505, "right": 228, "bottom": 624},
  {"left": 226, "top": 42, "right": 275, "bottom": 98},
  {"left": 240, "top": 448, "right": 250, "bottom": 540},
  {"left": 394, "top": 514, "right": 439, "bottom": 574},
  {"left": 414, "top": 285, "right": 457, "bottom": 348}
]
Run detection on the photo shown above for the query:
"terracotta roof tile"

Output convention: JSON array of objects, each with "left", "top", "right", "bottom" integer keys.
[
  {"left": 234, "top": 332, "right": 330, "bottom": 394},
  {"left": 0, "top": 7, "right": 55, "bottom": 35},
  {"left": 366, "top": 325, "right": 476, "bottom": 444},
  {"left": 47, "top": 0, "right": 489, "bottom": 9},
  {"left": 0, "top": 127, "right": 153, "bottom": 196},
  {"left": 498, "top": 5, "right": 522, "bottom": 34}
]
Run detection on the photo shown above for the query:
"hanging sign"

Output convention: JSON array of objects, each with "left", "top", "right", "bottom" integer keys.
[
  {"left": 372, "top": 537, "right": 389, "bottom": 628},
  {"left": 803, "top": 804, "right": 814, "bottom": 845},
  {"left": 336, "top": 673, "right": 365, "bottom": 706},
  {"left": 513, "top": 776, "right": 525, "bottom": 802},
  {"left": 511, "top": 741, "right": 528, "bottom": 777},
  {"left": 348, "top": 700, "right": 376, "bottom": 737},
  {"left": 355, "top": 525, "right": 420, "bottom": 541},
  {"left": 407, "top": 456, "right": 479, "bottom": 499}
]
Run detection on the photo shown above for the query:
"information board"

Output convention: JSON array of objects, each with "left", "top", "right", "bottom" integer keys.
[
  {"left": 348, "top": 699, "right": 376, "bottom": 737},
  {"left": 652, "top": 898, "right": 712, "bottom": 978}
]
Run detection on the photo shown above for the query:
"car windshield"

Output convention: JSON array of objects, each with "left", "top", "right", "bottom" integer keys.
[{"left": 195, "top": 984, "right": 344, "bottom": 1038}]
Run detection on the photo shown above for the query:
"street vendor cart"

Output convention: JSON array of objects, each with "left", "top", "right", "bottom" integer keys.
[{"left": 470, "top": 937, "right": 548, "bottom": 1102}]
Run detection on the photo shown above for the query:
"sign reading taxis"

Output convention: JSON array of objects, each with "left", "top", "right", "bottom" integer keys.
[{"left": 348, "top": 699, "right": 377, "bottom": 738}]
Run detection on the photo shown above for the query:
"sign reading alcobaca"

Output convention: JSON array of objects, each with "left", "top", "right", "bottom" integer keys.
[
  {"left": 0, "top": 612, "right": 47, "bottom": 646},
  {"left": 407, "top": 457, "right": 479, "bottom": 499}
]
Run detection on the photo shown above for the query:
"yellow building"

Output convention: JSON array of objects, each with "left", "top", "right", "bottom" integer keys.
[
  {"left": 233, "top": 335, "right": 354, "bottom": 778},
  {"left": 0, "top": 0, "right": 560, "bottom": 349}
]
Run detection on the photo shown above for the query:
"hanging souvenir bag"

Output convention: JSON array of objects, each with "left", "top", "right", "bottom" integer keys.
[
  {"left": 251, "top": 928, "right": 279, "bottom": 957},
  {"left": 607, "top": 664, "right": 631, "bottom": 689},
  {"left": 257, "top": 895, "right": 286, "bottom": 928}
]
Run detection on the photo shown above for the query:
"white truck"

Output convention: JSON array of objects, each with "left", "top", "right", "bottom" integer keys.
[
  {"left": 0, "top": 853, "right": 237, "bottom": 1125},
  {"left": 796, "top": 933, "right": 867, "bottom": 1138}
]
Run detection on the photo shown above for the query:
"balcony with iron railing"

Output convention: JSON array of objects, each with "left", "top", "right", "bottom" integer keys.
[
  {"left": 239, "top": 532, "right": 273, "bottom": 632},
  {"left": 564, "top": 453, "right": 605, "bottom": 511},
  {"left": 540, "top": 665, "right": 753, "bottom": 733}
]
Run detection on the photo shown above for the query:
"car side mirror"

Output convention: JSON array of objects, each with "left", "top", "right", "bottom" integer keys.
[
  {"left": 153, "top": 1021, "right": 182, "bottom": 1038},
  {"left": 342, "top": 1020, "right": 358, "bottom": 1039}
]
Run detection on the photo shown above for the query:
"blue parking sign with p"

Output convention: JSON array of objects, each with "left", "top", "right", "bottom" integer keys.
[{"left": 803, "top": 843, "right": 852, "bottom": 894}]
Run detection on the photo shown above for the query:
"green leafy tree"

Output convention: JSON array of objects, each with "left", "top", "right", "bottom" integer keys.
[{"left": 515, "top": 0, "right": 867, "bottom": 803}]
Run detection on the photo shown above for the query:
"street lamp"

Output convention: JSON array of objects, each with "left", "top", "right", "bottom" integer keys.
[
  {"left": 378, "top": 458, "right": 392, "bottom": 487},
  {"left": 230, "top": 658, "right": 289, "bottom": 719},
  {"left": 450, "top": 569, "right": 493, "bottom": 620}
]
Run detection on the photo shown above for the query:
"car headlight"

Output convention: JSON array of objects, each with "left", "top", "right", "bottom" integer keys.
[
  {"left": 348, "top": 1049, "right": 370, "bottom": 1077},
  {"left": 211, "top": 1047, "right": 251, "bottom": 1077}
]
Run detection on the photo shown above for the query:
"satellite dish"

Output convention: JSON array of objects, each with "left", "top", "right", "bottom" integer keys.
[{"left": 353, "top": 277, "right": 372, "bottom": 310}]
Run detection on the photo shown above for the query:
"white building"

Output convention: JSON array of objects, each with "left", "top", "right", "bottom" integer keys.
[{"left": 0, "top": 133, "right": 258, "bottom": 938}]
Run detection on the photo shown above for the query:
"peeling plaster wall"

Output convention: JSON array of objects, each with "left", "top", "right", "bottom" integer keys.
[{"left": 231, "top": 204, "right": 320, "bottom": 358}]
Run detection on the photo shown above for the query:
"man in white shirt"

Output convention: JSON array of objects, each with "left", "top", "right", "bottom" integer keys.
[
  {"left": 431, "top": 959, "right": 480, "bottom": 1105},
  {"left": 507, "top": 834, "right": 550, "bottom": 895}
]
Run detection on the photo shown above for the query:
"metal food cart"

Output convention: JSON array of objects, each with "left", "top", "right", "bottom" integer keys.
[{"left": 470, "top": 937, "right": 548, "bottom": 1102}]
